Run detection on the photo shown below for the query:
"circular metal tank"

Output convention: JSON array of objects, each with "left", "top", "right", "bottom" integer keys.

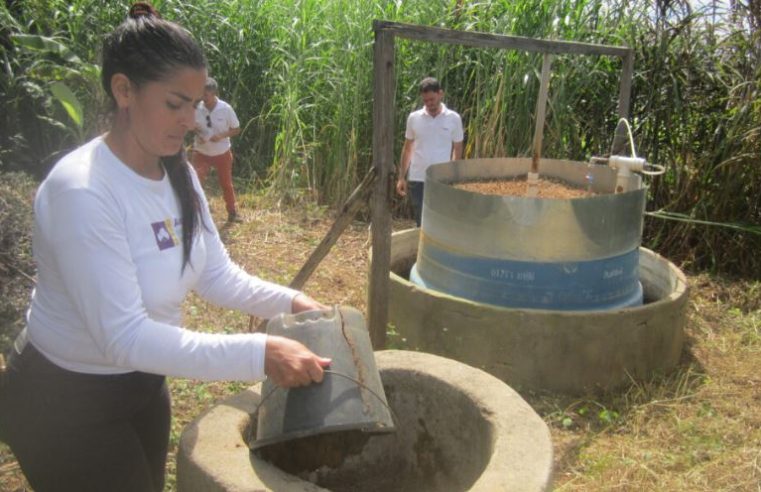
[{"left": 410, "top": 158, "right": 646, "bottom": 310}]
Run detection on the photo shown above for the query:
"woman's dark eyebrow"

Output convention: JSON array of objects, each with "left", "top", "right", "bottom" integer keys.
[{"left": 169, "top": 91, "right": 193, "bottom": 102}]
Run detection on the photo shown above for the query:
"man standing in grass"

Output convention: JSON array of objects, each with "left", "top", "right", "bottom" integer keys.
[
  {"left": 192, "top": 77, "right": 243, "bottom": 223},
  {"left": 396, "top": 77, "right": 464, "bottom": 227}
]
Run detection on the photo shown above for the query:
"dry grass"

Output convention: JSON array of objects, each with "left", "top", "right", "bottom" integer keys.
[
  {"left": 1, "top": 189, "right": 759, "bottom": 491},
  {"left": 527, "top": 273, "right": 761, "bottom": 492}
]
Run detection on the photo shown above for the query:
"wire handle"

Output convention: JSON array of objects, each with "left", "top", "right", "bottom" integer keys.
[
  {"left": 250, "top": 369, "right": 398, "bottom": 443},
  {"left": 618, "top": 117, "right": 638, "bottom": 158},
  {"left": 641, "top": 163, "right": 666, "bottom": 176},
  {"left": 322, "top": 370, "right": 398, "bottom": 426}
]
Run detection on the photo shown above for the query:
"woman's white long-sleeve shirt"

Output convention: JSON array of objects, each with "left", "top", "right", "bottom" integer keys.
[{"left": 27, "top": 136, "right": 299, "bottom": 381}]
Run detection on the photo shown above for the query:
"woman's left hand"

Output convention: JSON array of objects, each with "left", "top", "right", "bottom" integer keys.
[{"left": 291, "top": 293, "right": 329, "bottom": 313}]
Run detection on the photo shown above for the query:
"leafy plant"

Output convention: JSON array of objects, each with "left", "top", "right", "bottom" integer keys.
[
  {"left": 1, "top": 0, "right": 759, "bottom": 275},
  {"left": 1, "top": 3, "right": 103, "bottom": 176}
]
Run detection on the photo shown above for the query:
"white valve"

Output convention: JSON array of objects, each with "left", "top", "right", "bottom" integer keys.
[
  {"left": 609, "top": 155, "right": 646, "bottom": 175},
  {"left": 594, "top": 119, "right": 667, "bottom": 193},
  {"left": 609, "top": 155, "right": 646, "bottom": 193}
]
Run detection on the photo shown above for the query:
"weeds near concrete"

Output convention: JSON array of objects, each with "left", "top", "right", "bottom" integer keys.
[{"left": 1, "top": 191, "right": 759, "bottom": 491}]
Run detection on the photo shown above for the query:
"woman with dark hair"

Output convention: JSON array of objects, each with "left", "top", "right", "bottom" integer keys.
[{"left": 0, "top": 3, "right": 329, "bottom": 491}]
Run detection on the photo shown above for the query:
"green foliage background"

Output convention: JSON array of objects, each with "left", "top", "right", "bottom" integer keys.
[{"left": 0, "top": 0, "right": 759, "bottom": 275}]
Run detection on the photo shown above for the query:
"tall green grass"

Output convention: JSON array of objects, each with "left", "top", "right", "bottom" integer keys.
[
  {"left": 626, "top": 1, "right": 761, "bottom": 273},
  {"left": 1, "top": 0, "right": 758, "bottom": 275}
]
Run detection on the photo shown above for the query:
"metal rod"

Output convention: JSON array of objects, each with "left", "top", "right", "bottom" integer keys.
[{"left": 617, "top": 50, "right": 634, "bottom": 120}]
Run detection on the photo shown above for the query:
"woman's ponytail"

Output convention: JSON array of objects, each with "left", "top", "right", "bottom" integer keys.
[{"left": 163, "top": 150, "right": 203, "bottom": 273}]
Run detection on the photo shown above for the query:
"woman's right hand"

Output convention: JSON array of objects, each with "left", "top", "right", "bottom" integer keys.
[{"left": 264, "top": 335, "right": 331, "bottom": 387}]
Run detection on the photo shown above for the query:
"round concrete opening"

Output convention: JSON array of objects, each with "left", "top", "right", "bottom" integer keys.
[
  {"left": 384, "top": 229, "right": 689, "bottom": 394},
  {"left": 177, "top": 350, "right": 553, "bottom": 492}
]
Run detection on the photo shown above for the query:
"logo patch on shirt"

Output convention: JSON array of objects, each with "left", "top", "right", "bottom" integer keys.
[{"left": 152, "top": 218, "right": 181, "bottom": 251}]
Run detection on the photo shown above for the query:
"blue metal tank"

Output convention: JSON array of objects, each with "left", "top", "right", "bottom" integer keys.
[{"left": 409, "top": 158, "right": 646, "bottom": 311}]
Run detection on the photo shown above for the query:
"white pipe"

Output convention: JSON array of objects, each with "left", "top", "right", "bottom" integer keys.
[{"left": 609, "top": 155, "right": 646, "bottom": 193}]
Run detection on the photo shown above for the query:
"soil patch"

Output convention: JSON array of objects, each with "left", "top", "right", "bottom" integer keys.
[{"left": 453, "top": 176, "right": 594, "bottom": 199}]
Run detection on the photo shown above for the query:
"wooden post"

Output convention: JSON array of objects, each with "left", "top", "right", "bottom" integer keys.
[
  {"left": 531, "top": 53, "right": 553, "bottom": 174},
  {"left": 368, "top": 24, "right": 395, "bottom": 349},
  {"left": 376, "top": 21, "right": 631, "bottom": 57}
]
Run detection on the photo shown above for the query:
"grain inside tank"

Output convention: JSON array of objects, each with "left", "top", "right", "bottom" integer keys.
[{"left": 453, "top": 176, "right": 597, "bottom": 199}]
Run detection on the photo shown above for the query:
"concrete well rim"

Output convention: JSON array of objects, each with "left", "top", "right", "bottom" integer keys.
[
  {"left": 383, "top": 228, "right": 690, "bottom": 393},
  {"left": 386, "top": 228, "right": 689, "bottom": 316},
  {"left": 176, "top": 349, "right": 553, "bottom": 492}
]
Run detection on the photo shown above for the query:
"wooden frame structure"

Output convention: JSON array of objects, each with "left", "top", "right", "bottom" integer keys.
[{"left": 368, "top": 20, "right": 635, "bottom": 347}]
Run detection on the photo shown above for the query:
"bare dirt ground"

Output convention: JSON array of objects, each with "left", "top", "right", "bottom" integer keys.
[{"left": 1, "top": 190, "right": 759, "bottom": 491}]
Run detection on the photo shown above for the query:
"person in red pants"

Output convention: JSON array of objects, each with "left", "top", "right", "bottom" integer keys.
[{"left": 192, "top": 77, "right": 242, "bottom": 222}]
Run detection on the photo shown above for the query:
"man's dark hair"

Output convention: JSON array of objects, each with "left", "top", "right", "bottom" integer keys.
[{"left": 419, "top": 77, "right": 441, "bottom": 93}]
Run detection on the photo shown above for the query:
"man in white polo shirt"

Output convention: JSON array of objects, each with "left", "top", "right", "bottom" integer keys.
[
  {"left": 192, "top": 77, "right": 242, "bottom": 223},
  {"left": 396, "top": 77, "right": 464, "bottom": 227}
]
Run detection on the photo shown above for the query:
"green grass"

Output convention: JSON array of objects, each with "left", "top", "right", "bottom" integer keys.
[
  {"left": 1, "top": 190, "right": 760, "bottom": 491},
  {"left": 2, "top": 0, "right": 758, "bottom": 275}
]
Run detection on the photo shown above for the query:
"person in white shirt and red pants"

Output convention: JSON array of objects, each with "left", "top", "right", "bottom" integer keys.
[
  {"left": 192, "top": 77, "right": 242, "bottom": 222},
  {"left": 396, "top": 77, "right": 464, "bottom": 227}
]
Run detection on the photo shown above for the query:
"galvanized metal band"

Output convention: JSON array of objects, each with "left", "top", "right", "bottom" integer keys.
[{"left": 422, "top": 158, "right": 645, "bottom": 261}]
